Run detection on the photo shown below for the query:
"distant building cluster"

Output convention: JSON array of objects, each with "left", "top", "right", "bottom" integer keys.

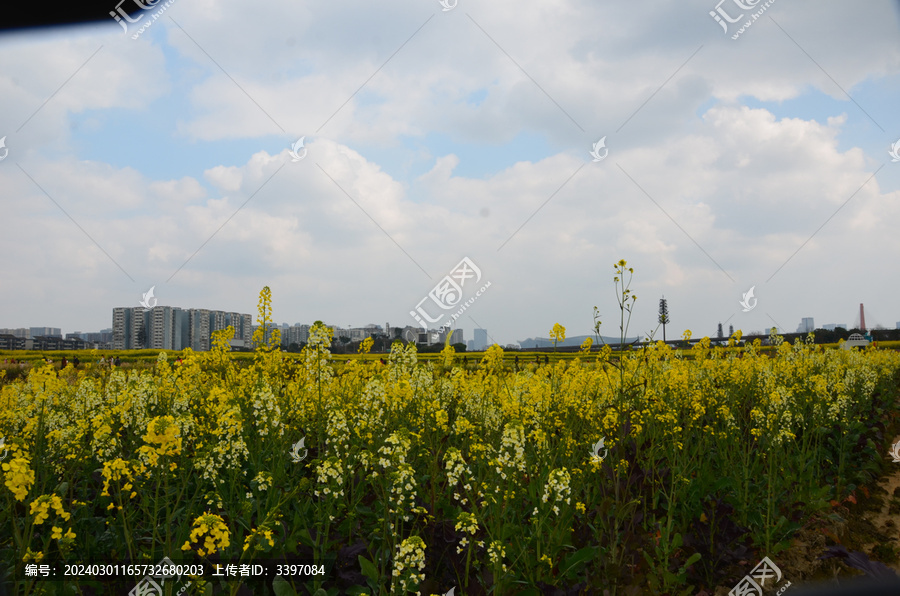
[
  {"left": 270, "top": 322, "right": 381, "bottom": 347},
  {"left": 418, "top": 327, "right": 463, "bottom": 346},
  {"left": 280, "top": 324, "right": 311, "bottom": 346},
  {"left": 0, "top": 327, "right": 90, "bottom": 351},
  {"left": 274, "top": 322, "right": 473, "bottom": 349},
  {"left": 0, "top": 327, "right": 62, "bottom": 339},
  {"left": 0, "top": 332, "right": 92, "bottom": 351},
  {"left": 330, "top": 323, "right": 388, "bottom": 343},
  {"left": 113, "top": 306, "right": 253, "bottom": 351},
  {"left": 1, "top": 317, "right": 486, "bottom": 352}
]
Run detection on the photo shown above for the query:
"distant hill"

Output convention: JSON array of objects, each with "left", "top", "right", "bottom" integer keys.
[{"left": 517, "top": 334, "right": 643, "bottom": 349}]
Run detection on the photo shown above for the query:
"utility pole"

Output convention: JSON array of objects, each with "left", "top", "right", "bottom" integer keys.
[{"left": 658, "top": 296, "right": 669, "bottom": 343}]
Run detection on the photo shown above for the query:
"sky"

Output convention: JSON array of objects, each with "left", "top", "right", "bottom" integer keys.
[{"left": 2, "top": 0, "right": 900, "bottom": 347}]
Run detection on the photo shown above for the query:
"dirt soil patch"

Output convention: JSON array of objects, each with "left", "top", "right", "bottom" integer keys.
[{"left": 709, "top": 435, "right": 900, "bottom": 594}]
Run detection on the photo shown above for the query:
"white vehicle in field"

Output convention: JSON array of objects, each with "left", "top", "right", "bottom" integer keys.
[{"left": 841, "top": 333, "right": 870, "bottom": 350}]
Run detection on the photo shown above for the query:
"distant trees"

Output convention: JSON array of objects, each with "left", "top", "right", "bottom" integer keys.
[{"left": 813, "top": 327, "right": 850, "bottom": 344}]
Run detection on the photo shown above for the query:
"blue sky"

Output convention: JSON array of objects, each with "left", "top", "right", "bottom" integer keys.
[{"left": 2, "top": 0, "right": 900, "bottom": 346}]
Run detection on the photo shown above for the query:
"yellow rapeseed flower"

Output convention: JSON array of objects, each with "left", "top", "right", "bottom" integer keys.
[
  {"left": 242, "top": 527, "right": 276, "bottom": 552},
  {"left": 183, "top": 512, "right": 230, "bottom": 555},
  {"left": 29, "top": 495, "right": 69, "bottom": 525},
  {"left": 2, "top": 456, "right": 35, "bottom": 501},
  {"left": 23, "top": 549, "right": 43, "bottom": 562}
]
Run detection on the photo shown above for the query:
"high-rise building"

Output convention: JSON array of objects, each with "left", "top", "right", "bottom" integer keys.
[
  {"left": 228, "top": 311, "right": 247, "bottom": 344},
  {"left": 239, "top": 314, "right": 253, "bottom": 342},
  {"left": 212, "top": 311, "right": 228, "bottom": 335},
  {"left": 112, "top": 307, "right": 145, "bottom": 349},
  {"left": 474, "top": 328, "right": 488, "bottom": 351},
  {"left": 449, "top": 329, "right": 463, "bottom": 345},
  {"left": 283, "top": 324, "right": 311, "bottom": 347},
  {"left": 173, "top": 309, "right": 189, "bottom": 350},
  {"left": 189, "top": 309, "right": 211, "bottom": 351},
  {"left": 149, "top": 306, "right": 176, "bottom": 350},
  {"left": 112, "top": 307, "right": 131, "bottom": 349},
  {"left": 796, "top": 317, "right": 815, "bottom": 333},
  {"left": 130, "top": 309, "right": 147, "bottom": 349}
]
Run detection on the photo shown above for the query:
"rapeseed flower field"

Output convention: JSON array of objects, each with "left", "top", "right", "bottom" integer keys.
[{"left": 2, "top": 265, "right": 899, "bottom": 595}]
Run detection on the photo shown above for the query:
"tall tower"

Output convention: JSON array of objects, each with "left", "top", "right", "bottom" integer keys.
[{"left": 859, "top": 303, "right": 866, "bottom": 332}]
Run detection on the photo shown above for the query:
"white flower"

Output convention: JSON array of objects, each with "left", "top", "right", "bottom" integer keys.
[
  {"left": 253, "top": 472, "right": 272, "bottom": 491},
  {"left": 391, "top": 536, "right": 426, "bottom": 594},
  {"left": 541, "top": 468, "right": 572, "bottom": 515}
]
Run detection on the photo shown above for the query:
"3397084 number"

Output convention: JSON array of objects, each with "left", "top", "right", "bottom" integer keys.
[{"left": 275, "top": 564, "right": 325, "bottom": 577}]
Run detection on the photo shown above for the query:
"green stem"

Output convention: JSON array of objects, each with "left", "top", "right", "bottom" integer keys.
[{"left": 766, "top": 448, "right": 775, "bottom": 553}]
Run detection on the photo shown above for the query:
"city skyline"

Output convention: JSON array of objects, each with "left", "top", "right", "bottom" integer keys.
[
  {"left": 3, "top": 304, "right": 898, "bottom": 352},
  {"left": 1, "top": 1, "right": 900, "bottom": 346}
]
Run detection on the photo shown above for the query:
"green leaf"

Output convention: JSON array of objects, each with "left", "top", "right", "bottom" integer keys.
[
  {"left": 773, "top": 540, "right": 792, "bottom": 555},
  {"left": 344, "top": 587, "right": 371, "bottom": 596},
  {"left": 672, "top": 532, "right": 682, "bottom": 549},
  {"left": 170, "top": 505, "right": 186, "bottom": 521},
  {"left": 560, "top": 546, "right": 597, "bottom": 577},
  {"left": 297, "top": 528, "right": 315, "bottom": 548},
  {"left": 359, "top": 555, "right": 379, "bottom": 581},
  {"left": 272, "top": 576, "right": 298, "bottom": 596},
  {"left": 683, "top": 552, "right": 701, "bottom": 568},
  {"left": 202, "top": 583, "right": 213, "bottom": 596}
]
